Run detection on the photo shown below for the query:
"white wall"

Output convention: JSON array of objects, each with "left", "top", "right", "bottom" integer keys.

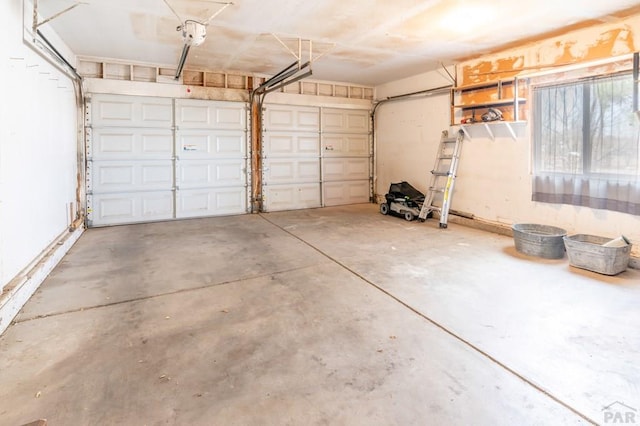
[
  {"left": 374, "top": 70, "right": 640, "bottom": 251},
  {"left": 0, "top": 0, "right": 79, "bottom": 290},
  {"left": 374, "top": 68, "right": 453, "bottom": 202}
]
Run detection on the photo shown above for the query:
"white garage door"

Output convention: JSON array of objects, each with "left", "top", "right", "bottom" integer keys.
[
  {"left": 174, "top": 99, "right": 248, "bottom": 219},
  {"left": 321, "top": 108, "right": 371, "bottom": 206},
  {"left": 262, "top": 105, "right": 321, "bottom": 212},
  {"left": 261, "top": 105, "right": 371, "bottom": 212},
  {"left": 86, "top": 94, "right": 248, "bottom": 226}
]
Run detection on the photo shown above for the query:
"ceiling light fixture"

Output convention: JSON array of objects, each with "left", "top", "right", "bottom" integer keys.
[{"left": 438, "top": 4, "right": 494, "bottom": 34}]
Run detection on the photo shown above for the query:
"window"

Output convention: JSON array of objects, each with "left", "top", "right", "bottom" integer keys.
[{"left": 532, "top": 72, "right": 640, "bottom": 215}]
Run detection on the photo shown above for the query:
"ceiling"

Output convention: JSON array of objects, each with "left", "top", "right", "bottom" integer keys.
[{"left": 36, "top": 0, "right": 640, "bottom": 86}]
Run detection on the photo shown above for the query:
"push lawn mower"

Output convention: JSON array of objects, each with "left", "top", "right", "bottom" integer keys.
[{"left": 379, "top": 181, "right": 431, "bottom": 222}]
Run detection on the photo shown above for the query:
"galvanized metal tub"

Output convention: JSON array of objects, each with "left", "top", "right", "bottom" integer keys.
[
  {"left": 563, "top": 234, "right": 632, "bottom": 275},
  {"left": 512, "top": 223, "right": 567, "bottom": 259}
]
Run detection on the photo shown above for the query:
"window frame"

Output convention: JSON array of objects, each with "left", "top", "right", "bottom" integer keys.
[
  {"left": 529, "top": 56, "right": 640, "bottom": 216},
  {"left": 532, "top": 70, "right": 640, "bottom": 180}
]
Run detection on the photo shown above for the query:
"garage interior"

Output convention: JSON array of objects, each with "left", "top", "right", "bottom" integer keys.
[{"left": 1, "top": 0, "right": 640, "bottom": 424}]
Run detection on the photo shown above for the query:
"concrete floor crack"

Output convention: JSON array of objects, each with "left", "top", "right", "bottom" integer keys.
[
  {"left": 13, "top": 264, "right": 319, "bottom": 325},
  {"left": 258, "top": 213, "right": 598, "bottom": 425}
]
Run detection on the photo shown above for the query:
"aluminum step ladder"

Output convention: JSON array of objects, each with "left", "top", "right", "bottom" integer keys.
[{"left": 418, "top": 129, "right": 464, "bottom": 228}]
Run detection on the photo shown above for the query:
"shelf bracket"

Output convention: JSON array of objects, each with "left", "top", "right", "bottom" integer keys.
[
  {"left": 460, "top": 125, "right": 471, "bottom": 140},
  {"left": 483, "top": 123, "right": 495, "bottom": 141},
  {"left": 505, "top": 122, "right": 517, "bottom": 141},
  {"left": 456, "top": 121, "right": 524, "bottom": 141}
]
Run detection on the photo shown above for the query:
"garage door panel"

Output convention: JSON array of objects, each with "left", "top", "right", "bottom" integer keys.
[
  {"left": 298, "top": 110, "right": 321, "bottom": 130},
  {"left": 176, "top": 187, "right": 246, "bottom": 218},
  {"left": 263, "top": 133, "right": 319, "bottom": 157},
  {"left": 323, "top": 158, "right": 370, "bottom": 181},
  {"left": 91, "top": 128, "right": 173, "bottom": 160},
  {"left": 263, "top": 158, "right": 320, "bottom": 184},
  {"left": 90, "top": 161, "right": 173, "bottom": 193},
  {"left": 266, "top": 109, "right": 294, "bottom": 129},
  {"left": 91, "top": 95, "right": 173, "bottom": 128},
  {"left": 89, "top": 191, "right": 174, "bottom": 226},
  {"left": 142, "top": 165, "right": 173, "bottom": 185},
  {"left": 264, "top": 106, "right": 319, "bottom": 132},
  {"left": 263, "top": 183, "right": 321, "bottom": 212},
  {"left": 322, "top": 134, "right": 369, "bottom": 157},
  {"left": 323, "top": 181, "right": 370, "bottom": 206},
  {"left": 179, "top": 105, "right": 207, "bottom": 124},
  {"left": 177, "top": 159, "right": 246, "bottom": 188},
  {"left": 141, "top": 103, "right": 174, "bottom": 124},
  {"left": 177, "top": 130, "right": 246, "bottom": 158},
  {"left": 215, "top": 106, "right": 245, "bottom": 129},
  {"left": 98, "top": 101, "right": 132, "bottom": 122},
  {"left": 321, "top": 109, "right": 369, "bottom": 133},
  {"left": 175, "top": 100, "right": 246, "bottom": 130}
]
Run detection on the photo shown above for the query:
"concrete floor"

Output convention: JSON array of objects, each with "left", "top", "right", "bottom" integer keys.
[{"left": 0, "top": 204, "right": 638, "bottom": 425}]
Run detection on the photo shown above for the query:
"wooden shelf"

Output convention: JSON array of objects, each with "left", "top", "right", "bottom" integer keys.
[
  {"left": 454, "top": 98, "right": 527, "bottom": 109},
  {"left": 451, "top": 76, "right": 528, "bottom": 125}
]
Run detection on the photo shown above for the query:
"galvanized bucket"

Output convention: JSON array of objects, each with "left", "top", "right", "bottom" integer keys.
[{"left": 512, "top": 223, "right": 567, "bottom": 259}]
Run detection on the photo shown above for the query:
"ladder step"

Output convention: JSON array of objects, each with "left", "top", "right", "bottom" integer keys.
[
  {"left": 442, "top": 138, "right": 458, "bottom": 143},
  {"left": 431, "top": 171, "right": 449, "bottom": 176},
  {"left": 439, "top": 155, "right": 454, "bottom": 160},
  {"left": 428, "top": 187, "right": 445, "bottom": 193}
]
